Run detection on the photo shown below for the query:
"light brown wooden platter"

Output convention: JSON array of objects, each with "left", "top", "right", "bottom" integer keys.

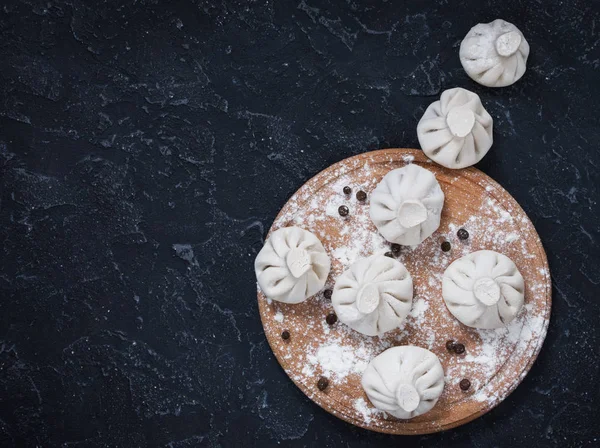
[{"left": 257, "top": 148, "right": 551, "bottom": 435}]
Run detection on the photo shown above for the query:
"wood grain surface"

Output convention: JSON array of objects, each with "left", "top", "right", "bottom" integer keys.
[{"left": 257, "top": 149, "right": 551, "bottom": 435}]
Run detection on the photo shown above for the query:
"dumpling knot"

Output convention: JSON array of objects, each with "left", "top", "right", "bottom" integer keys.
[
  {"left": 332, "top": 254, "right": 413, "bottom": 336},
  {"left": 442, "top": 250, "right": 525, "bottom": 329},
  {"left": 460, "top": 19, "right": 530, "bottom": 87},
  {"left": 370, "top": 164, "right": 445, "bottom": 246},
  {"left": 417, "top": 87, "right": 493, "bottom": 169},
  {"left": 255, "top": 226, "right": 331, "bottom": 304},
  {"left": 361, "top": 346, "right": 445, "bottom": 419}
]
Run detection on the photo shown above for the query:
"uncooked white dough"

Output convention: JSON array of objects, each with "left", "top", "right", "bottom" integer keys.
[
  {"left": 369, "top": 164, "right": 444, "bottom": 246},
  {"left": 442, "top": 250, "right": 525, "bottom": 329},
  {"left": 255, "top": 226, "right": 331, "bottom": 304},
  {"left": 331, "top": 254, "right": 413, "bottom": 336},
  {"left": 417, "top": 87, "right": 493, "bottom": 169},
  {"left": 460, "top": 19, "right": 530, "bottom": 87},
  {"left": 361, "top": 346, "right": 445, "bottom": 419}
]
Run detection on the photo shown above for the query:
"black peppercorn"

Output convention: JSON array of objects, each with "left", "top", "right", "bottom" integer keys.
[
  {"left": 338, "top": 205, "right": 349, "bottom": 217},
  {"left": 343, "top": 186, "right": 351, "bottom": 195},
  {"left": 317, "top": 377, "right": 329, "bottom": 391},
  {"left": 445, "top": 340, "right": 455, "bottom": 351},
  {"left": 384, "top": 251, "right": 394, "bottom": 258},
  {"left": 453, "top": 343, "right": 466, "bottom": 354},
  {"left": 391, "top": 244, "right": 401, "bottom": 256},
  {"left": 457, "top": 229, "right": 469, "bottom": 240},
  {"left": 323, "top": 289, "right": 332, "bottom": 300},
  {"left": 326, "top": 313, "right": 337, "bottom": 325},
  {"left": 281, "top": 330, "right": 290, "bottom": 340},
  {"left": 441, "top": 241, "right": 451, "bottom": 252},
  {"left": 460, "top": 379, "right": 471, "bottom": 391},
  {"left": 356, "top": 190, "right": 367, "bottom": 201}
]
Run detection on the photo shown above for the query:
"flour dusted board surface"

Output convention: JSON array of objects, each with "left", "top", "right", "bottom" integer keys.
[{"left": 257, "top": 149, "right": 551, "bottom": 434}]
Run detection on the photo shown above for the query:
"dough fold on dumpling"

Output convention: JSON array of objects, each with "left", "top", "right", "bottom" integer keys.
[
  {"left": 362, "top": 346, "right": 445, "bottom": 419},
  {"left": 370, "top": 164, "right": 444, "bottom": 246},
  {"left": 417, "top": 87, "right": 493, "bottom": 169},
  {"left": 460, "top": 19, "right": 530, "bottom": 87},
  {"left": 255, "top": 226, "right": 331, "bottom": 304},
  {"left": 332, "top": 255, "right": 412, "bottom": 336},
  {"left": 442, "top": 250, "right": 525, "bottom": 329}
]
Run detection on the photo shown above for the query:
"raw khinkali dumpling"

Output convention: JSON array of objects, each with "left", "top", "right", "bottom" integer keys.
[
  {"left": 460, "top": 19, "right": 530, "bottom": 87},
  {"left": 332, "top": 255, "right": 413, "bottom": 336},
  {"left": 362, "top": 346, "right": 445, "bottom": 419},
  {"left": 417, "top": 87, "right": 493, "bottom": 169},
  {"left": 255, "top": 226, "right": 331, "bottom": 304},
  {"left": 370, "top": 164, "right": 444, "bottom": 246},
  {"left": 442, "top": 250, "right": 525, "bottom": 329}
]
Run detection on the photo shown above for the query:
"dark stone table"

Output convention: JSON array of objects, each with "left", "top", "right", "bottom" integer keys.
[{"left": 0, "top": 0, "right": 598, "bottom": 446}]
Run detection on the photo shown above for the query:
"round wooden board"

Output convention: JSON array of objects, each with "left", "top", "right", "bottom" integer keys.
[{"left": 257, "top": 149, "right": 551, "bottom": 435}]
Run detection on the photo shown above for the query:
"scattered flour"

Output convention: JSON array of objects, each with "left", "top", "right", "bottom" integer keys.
[
  {"left": 260, "top": 154, "right": 550, "bottom": 427},
  {"left": 305, "top": 340, "right": 371, "bottom": 382},
  {"left": 506, "top": 232, "right": 519, "bottom": 243},
  {"left": 353, "top": 398, "right": 387, "bottom": 424},
  {"left": 409, "top": 297, "right": 429, "bottom": 321}
]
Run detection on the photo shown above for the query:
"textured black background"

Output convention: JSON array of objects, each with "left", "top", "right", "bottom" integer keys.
[{"left": 0, "top": 0, "right": 599, "bottom": 446}]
